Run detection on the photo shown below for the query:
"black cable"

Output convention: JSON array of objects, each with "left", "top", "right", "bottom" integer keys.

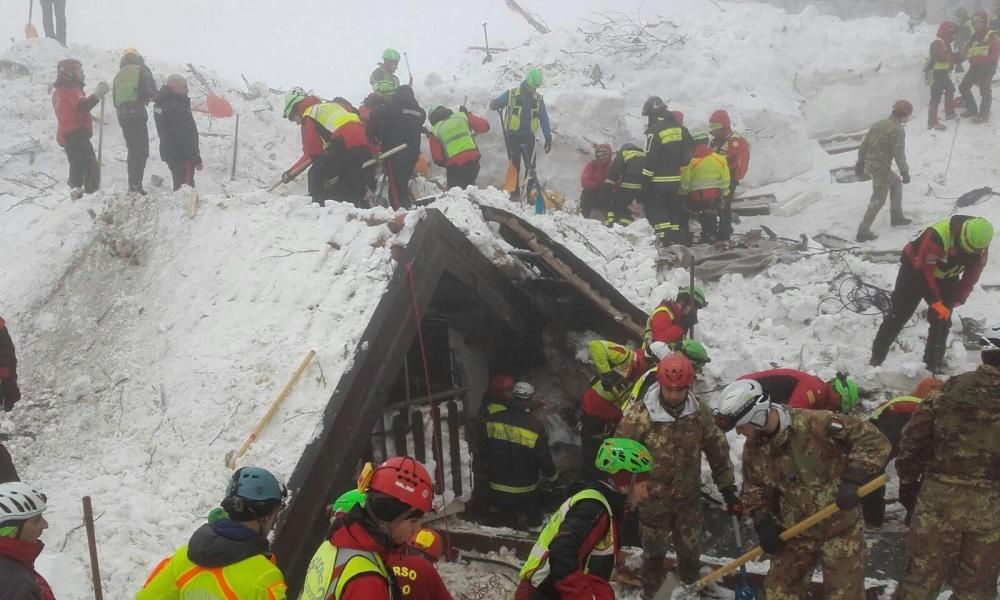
[{"left": 815, "top": 253, "right": 918, "bottom": 328}]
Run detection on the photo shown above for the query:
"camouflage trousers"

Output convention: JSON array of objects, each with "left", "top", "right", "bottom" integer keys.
[
  {"left": 893, "top": 477, "right": 1000, "bottom": 600},
  {"left": 639, "top": 496, "right": 703, "bottom": 583},
  {"left": 764, "top": 518, "right": 864, "bottom": 600},
  {"left": 857, "top": 170, "right": 903, "bottom": 237}
]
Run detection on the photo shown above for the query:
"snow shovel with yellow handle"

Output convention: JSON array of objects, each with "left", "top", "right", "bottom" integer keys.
[{"left": 652, "top": 473, "right": 888, "bottom": 599}]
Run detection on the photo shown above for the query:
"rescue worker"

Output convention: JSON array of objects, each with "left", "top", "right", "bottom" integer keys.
[
  {"left": 643, "top": 287, "right": 706, "bottom": 361},
  {"left": 870, "top": 215, "right": 993, "bottom": 372},
  {"left": 892, "top": 333, "right": 1000, "bottom": 600},
  {"left": 0, "top": 482, "right": 53, "bottom": 599},
  {"left": 617, "top": 354, "right": 738, "bottom": 591},
  {"left": 329, "top": 488, "right": 366, "bottom": 522},
  {"left": 136, "top": 467, "right": 288, "bottom": 599},
  {"left": 153, "top": 75, "right": 202, "bottom": 191},
  {"left": 927, "top": 22, "right": 960, "bottom": 130},
  {"left": 579, "top": 144, "right": 613, "bottom": 220},
  {"left": 855, "top": 100, "right": 914, "bottom": 242},
  {"left": 708, "top": 109, "right": 750, "bottom": 241},
  {"left": 640, "top": 96, "right": 694, "bottom": 250},
  {"left": 52, "top": 58, "right": 108, "bottom": 198},
  {"left": 680, "top": 131, "right": 731, "bottom": 244},
  {"left": 300, "top": 456, "right": 433, "bottom": 600},
  {"left": 282, "top": 90, "right": 374, "bottom": 207},
  {"left": 388, "top": 528, "right": 454, "bottom": 600},
  {"left": 481, "top": 381, "right": 558, "bottom": 529},
  {"left": 579, "top": 341, "right": 649, "bottom": 476},
  {"left": 471, "top": 374, "right": 514, "bottom": 514},
  {"left": 367, "top": 85, "right": 426, "bottom": 209},
  {"left": 489, "top": 69, "right": 553, "bottom": 201},
  {"left": 427, "top": 104, "right": 490, "bottom": 190},
  {"left": 601, "top": 143, "right": 645, "bottom": 227},
  {"left": 112, "top": 48, "right": 157, "bottom": 195},
  {"left": 370, "top": 48, "right": 407, "bottom": 96},
  {"left": 862, "top": 392, "right": 925, "bottom": 528},
  {"left": 515, "top": 437, "right": 653, "bottom": 600},
  {"left": 0, "top": 318, "right": 21, "bottom": 483},
  {"left": 715, "top": 379, "right": 891, "bottom": 600},
  {"left": 958, "top": 11, "right": 999, "bottom": 123},
  {"left": 737, "top": 368, "right": 860, "bottom": 413}
]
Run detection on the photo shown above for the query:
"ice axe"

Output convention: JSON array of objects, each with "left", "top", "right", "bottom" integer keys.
[
  {"left": 25, "top": 0, "right": 38, "bottom": 39},
  {"left": 482, "top": 22, "right": 493, "bottom": 64},
  {"left": 653, "top": 474, "right": 888, "bottom": 599}
]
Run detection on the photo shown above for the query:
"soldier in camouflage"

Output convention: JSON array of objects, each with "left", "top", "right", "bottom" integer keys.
[
  {"left": 714, "top": 379, "right": 890, "bottom": 600},
  {"left": 616, "top": 354, "right": 738, "bottom": 592},
  {"left": 892, "top": 333, "right": 1000, "bottom": 600},
  {"left": 855, "top": 100, "right": 914, "bottom": 242}
]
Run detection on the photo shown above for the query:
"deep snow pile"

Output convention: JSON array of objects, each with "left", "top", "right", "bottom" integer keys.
[{"left": 1, "top": 2, "right": 999, "bottom": 598}]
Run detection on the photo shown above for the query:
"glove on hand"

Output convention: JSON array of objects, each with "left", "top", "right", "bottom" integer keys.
[
  {"left": 94, "top": 81, "right": 110, "bottom": 98},
  {"left": 676, "top": 311, "right": 698, "bottom": 329},
  {"left": 0, "top": 378, "right": 20, "bottom": 412},
  {"left": 854, "top": 161, "right": 865, "bottom": 177},
  {"left": 898, "top": 480, "right": 921, "bottom": 525},
  {"left": 281, "top": 171, "right": 294, "bottom": 184},
  {"left": 754, "top": 513, "right": 785, "bottom": 554},
  {"left": 721, "top": 485, "right": 743, "bottom": 516},
  {"left": 599, "top": 371, "right": 625, "bottom": 391},
  {"left": 544, "top": 139, "right": 552, "bottom": 154},
  {"left": 835, "top": 465, "right": 870, "bottom": 511},
  {"left": 929, "top": 301, "right": 951, "bottom": 321},
  {"left": 901, "top": 171, "right": 911, "bottom": 184}
]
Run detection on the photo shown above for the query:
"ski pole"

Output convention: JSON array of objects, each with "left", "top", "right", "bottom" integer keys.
[{"left": 83, "top": 496, "right": 104, "bottom": 600}]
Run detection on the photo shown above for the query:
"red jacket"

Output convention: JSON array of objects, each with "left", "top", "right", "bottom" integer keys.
[
  {"left": 581, "top": 158, "right": 611, "bottom": 191},
  {"left": 902, "top": 219, "right": 988, "bottom": 306},
  {"left": 708, "top": 110, "right": 750, "bottom": 182},
  {"left": 328, "top": 521, "right": 393, "bottom": 600},
  {"left": 930, "top": 38, "right": 958, "bottom": 66},
  {"left": 288, "top": 98, "right": 374, "bottom": 175},
  {"left": 428, "top": 112, "right": 490, "bottom": 167},
  {"left": 741, "top": 368, "right": 839, "bottom": 411},
  {"left": 647, "top": 300, "right": 690, "bottom": 347},
  {"left": 385, "top": 553, "right": 453, "bottom": 600},
  {"left": 968, "top": 30, "right": 1000, "bottom": 66},
  {"left": 52, "top": 84, "right": 95, "bottom": 146},
  {"left": 0, "top": 538, "right": 56, "bottom": 600}
]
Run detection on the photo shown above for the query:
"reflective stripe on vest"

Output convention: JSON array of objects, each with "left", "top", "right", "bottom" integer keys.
[
  {"left": 871, "top": 396, "right": 922, "bottom": 420},
  {"left": 506, "top": 87, "right": 540, "bottom": 133},
  {"left": 643, "top": 304, "right": 675, "bottom": 347},
  {"left": 486, "top": 422, "right": 539, "bottom": 448},
  {"left": 931, "top": 38, "right": 952, "bottom": 70},
  {"left": 928, "top": 219, "right": 965, "bottom": 279},
  {"left": 175, "top": 565, "right": 240, "bottom": 599},
  {"left": 620, "top": 150, "right": 645, "bottom": 188},
  {"left": 967, "top": 31, "right": 996, "bottom": 59},
  {"left": 623, "top": 368, "right": 656, "bottom": 413},
  {"left": 489, "top": 480, "right": 538, "bottom": 494},
  {"left": 519, "top": 488, "right": 615, "bottom": 582},
  {"left": 113, "top": 64, "right": 141, "bottom": 107},
  {"left": 486, "top": 403, "right": 507, "bottom": 415},
  {"left": 300, "top": 541, "right": 391, "bottom": 600},
  {"left": 433, "top": 113, "right": 477, "bottom": 159},
  {"left": 303, "top": 103, "right": 362, "bottom": 141}
]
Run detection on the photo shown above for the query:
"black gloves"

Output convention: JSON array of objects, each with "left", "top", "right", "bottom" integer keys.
[
  {"left": 281, "top": 171, "right": 293, "bottom": 184},
  {"left": 901, "top": 171, "right": 911, "bottom": 184},
  {"left": 721, "top": 485, "right": 743, "bottom": 516},
  {"left": 754, "top": 513, "right": 785, "bottom": 554},
  {"left": 599, "top": 371, "right": 625, "bottom": 391},
  {"left": 835, "top": 465, "right": 870, "bottom": 511},
  {"left": 854, "top": 161, "right": 865, "bottom": 177},
  {"left": 676, "top": 311, "right": 698, "bottom": 329},
  {"left": 459, "top": 105, "right": 468, "bottom": 114},
  {"left": 0, "top": 378, "right": 19, "bottom": 413},
  {"left": 544, "top": 138, "right": 552, "bottom": 154},
  {"left": 898, "top": 480, "right": 921, "bottom": 525}
]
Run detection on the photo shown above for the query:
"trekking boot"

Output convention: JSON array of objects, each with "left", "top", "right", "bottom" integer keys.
[
  {"left": 70, "top": 187, "right": 84, "bottom": 200},
  {"left": 928, "top": 122, "right": 947, "bottom": 131},
  {"left": 855, "top": 231, "right": 878, "bottom": 242},
  {"left": 891, "top": 216, "right": 913, "bottom": 226},
  {"left": 960, "top": 109, "right": 978, "bottom": 119},
  {"left": 972, "top": 114, "right": 990, "bottom": 124},
  {"left": 944, "top": 112, "right": 958, "bottom": 120}
]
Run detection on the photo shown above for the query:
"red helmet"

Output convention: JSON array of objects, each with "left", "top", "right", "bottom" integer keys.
[
  {"left": 892, "top": 99, "right": 913, "bottom": 117},
  {"left": 973, "top": 11, "right": 989, "bottom": 26},
  {"left": 368, "top": 456, "right": 434, "bottom": 513},
  {"left": 670, "top": 110, "right": 685, "bottom": 126},
  {"left": 490, "top": 374, "right": 515, "bottom": 395},
  {"left": 937, "top": 21, "right": 957, "bottom": 38},
  {"left": 656, "top": 353, "right": 695, "bottom": 389},
  {"left": 407, "top": 527, "right": 445, "bottom": 561}
]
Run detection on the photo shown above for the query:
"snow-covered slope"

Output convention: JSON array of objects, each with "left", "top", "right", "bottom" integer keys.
[{"left": 1, "top": 2, "right": 999, "bottom": 598}]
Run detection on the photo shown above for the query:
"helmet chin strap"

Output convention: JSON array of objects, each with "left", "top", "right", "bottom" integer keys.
[{"left": 365, "top": 503, "right": 416, "bottom": 545}]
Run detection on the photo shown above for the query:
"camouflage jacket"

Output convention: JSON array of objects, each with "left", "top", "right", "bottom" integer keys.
[
  {"left": 896, "top": 364, "right": 1000, "bottom": 487},
  {"left": 742, "top": 409, "right": 890, "bottom": 539},
  {"left": 616, "top": 380, "right": 734, "bottom": 507},
  {"left": 858, "top": 117, "right": 909, "bottom": 175}
]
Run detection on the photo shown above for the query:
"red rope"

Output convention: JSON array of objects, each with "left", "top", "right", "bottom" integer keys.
[{"left": 404, "top": 261, "right": 453, "bottom": 557}]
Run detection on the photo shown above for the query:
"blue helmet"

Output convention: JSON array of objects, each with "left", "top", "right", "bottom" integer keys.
[{"left": 226, "top": 467, "right": 287, "bottom": 502}]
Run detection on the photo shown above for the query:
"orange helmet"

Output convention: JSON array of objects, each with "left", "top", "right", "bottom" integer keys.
[
  {"left": 407, "top": 528, "right": 445, "bottom": 561},
  {"left": 656, "top": 353, "right": 695, "bottom": 389},
  {"left": 913, "top": 377, "right": 943, "bottom": 399},
  {"left": 368, "top": 456, "right": 434, "bottom": 513}
]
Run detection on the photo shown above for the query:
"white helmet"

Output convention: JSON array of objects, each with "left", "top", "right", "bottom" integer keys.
[
  {"left": 512, "top": 381, "right": 534, "bottom": 400},
  {"left": 714, "top": 379, "right": 771, "bottom": 432},
  {"left": 0, "top": 482, "right": 47, "bottom": 522}
]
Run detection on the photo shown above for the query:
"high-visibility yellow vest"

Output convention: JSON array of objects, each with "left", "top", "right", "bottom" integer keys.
[
  {"left": 113, "top": 64, "right": 141, "bottom": 107},
  {"left": 299, "top": 540, "right": 392, "bottom": 600},
  {"left": 432, "top": 113, "right": 477, "bottom": 159},
  {"left": 928, "top": 219, "right": 967, "bottom": 279},
  {"left": 136, "top": 544, "right": 287, "bottom": 600},
  {"left": 680, "top": 152, "right": 731, "bottom": 195},
  {"left": 519, "top": 489, "right": 616, "bottom": 583},
  {"left": 642, "top": 304, "right": 675, "bottom": 348},
  {"left": 870, "top": 396, "right": 921, "bottom": 420},
  {"left": 505, "top": 87, "right": 540, "bottom": 133},
  {"left": 967, "top": 30, "right": 997, "bottom": 59},
  {"left": 303, "top": 103, "right": 361, "bottom": 144},
  {"left": 931, "top": 38, "right": 952, "bottom": 71}
]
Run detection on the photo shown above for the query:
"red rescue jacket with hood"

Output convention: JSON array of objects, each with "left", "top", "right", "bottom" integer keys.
[
  {"left": 0, "top": 537, "right": 56, "bottom": 600},
  {"left": 708, "top": 110, "right": 750, "bottom": 182}
]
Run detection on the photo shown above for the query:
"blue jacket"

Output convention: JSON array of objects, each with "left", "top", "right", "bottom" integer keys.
[{"left": 490, "top": 85, "right": 552, "bottom": 143}]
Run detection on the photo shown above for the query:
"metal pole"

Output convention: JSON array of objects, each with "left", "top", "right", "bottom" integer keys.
[
  {"left": 82, "top": 496, "right": 104, "bottom": 600},
  {"left": 230, "top": 113, "right": 240, "bottom": 181}
]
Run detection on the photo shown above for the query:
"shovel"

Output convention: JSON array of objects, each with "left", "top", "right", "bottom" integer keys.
[
  {"left": 482, "top": 22, "right": 493, "bottom": 64},
  {"left": 25, "top": 0, "right": 38, "bottom": 39},
  {"left": 731, "top": 516, "right": 757, "bottom": 600},
  {"left": 654, "top": 474, "right": 887, "bottom": 599}
]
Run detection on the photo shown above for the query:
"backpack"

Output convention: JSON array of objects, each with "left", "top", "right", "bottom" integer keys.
[{"left": 113, "top": 64, "right": 141, "bottom": 108}]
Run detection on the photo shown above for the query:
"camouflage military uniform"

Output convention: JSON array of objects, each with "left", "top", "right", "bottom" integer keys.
[
  {"left": 616, "top": 378, "right": 735, "bottom": 583},
  {"left": 857, "top": 117, "right": 910, "bottom": 238},
  {"left": 741, "top": 409, "right": 890, "bottom": 600},
  {"left": 893, "top": 364, "right": 1000, "bottom": 600}
]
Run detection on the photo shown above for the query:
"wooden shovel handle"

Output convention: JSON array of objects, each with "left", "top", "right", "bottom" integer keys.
[{"left": 696, "top": 473, "right": 888, "bottom": 589}]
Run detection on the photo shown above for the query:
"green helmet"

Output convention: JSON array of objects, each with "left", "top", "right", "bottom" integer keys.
[
  {"left": 678, "top": 339, "right": 711, "bottom": 365},
  {"left": 830, "top": 373, "right": 859, "bottom": 412},
  {"left": 524, "top": 68, "right": 543, "bottom": 89},
  {"left": 330, "top": 489, "right": 365, "bottom": 515},
  {"left": 382, "top": 48, "right": 401, "bottom": 61},
  {"left": 676, "top": 286, "right": 707, "bottom": 309},
  {"left": 283, "top": 87, "right": 308, "bottom": 120},
  {"left": 595, "top": 437, "right": 653, "bottom": 475},
  {"left": 959, "top": 217, "right": 994, "bottom": 252},
  {"left": 692, "top": 131, "right": 710, "bottom": 144}
]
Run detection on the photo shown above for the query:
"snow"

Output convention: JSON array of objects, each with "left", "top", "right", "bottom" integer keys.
[{"left": 2, "top": 2, "right": 999, "bottom": 598}]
